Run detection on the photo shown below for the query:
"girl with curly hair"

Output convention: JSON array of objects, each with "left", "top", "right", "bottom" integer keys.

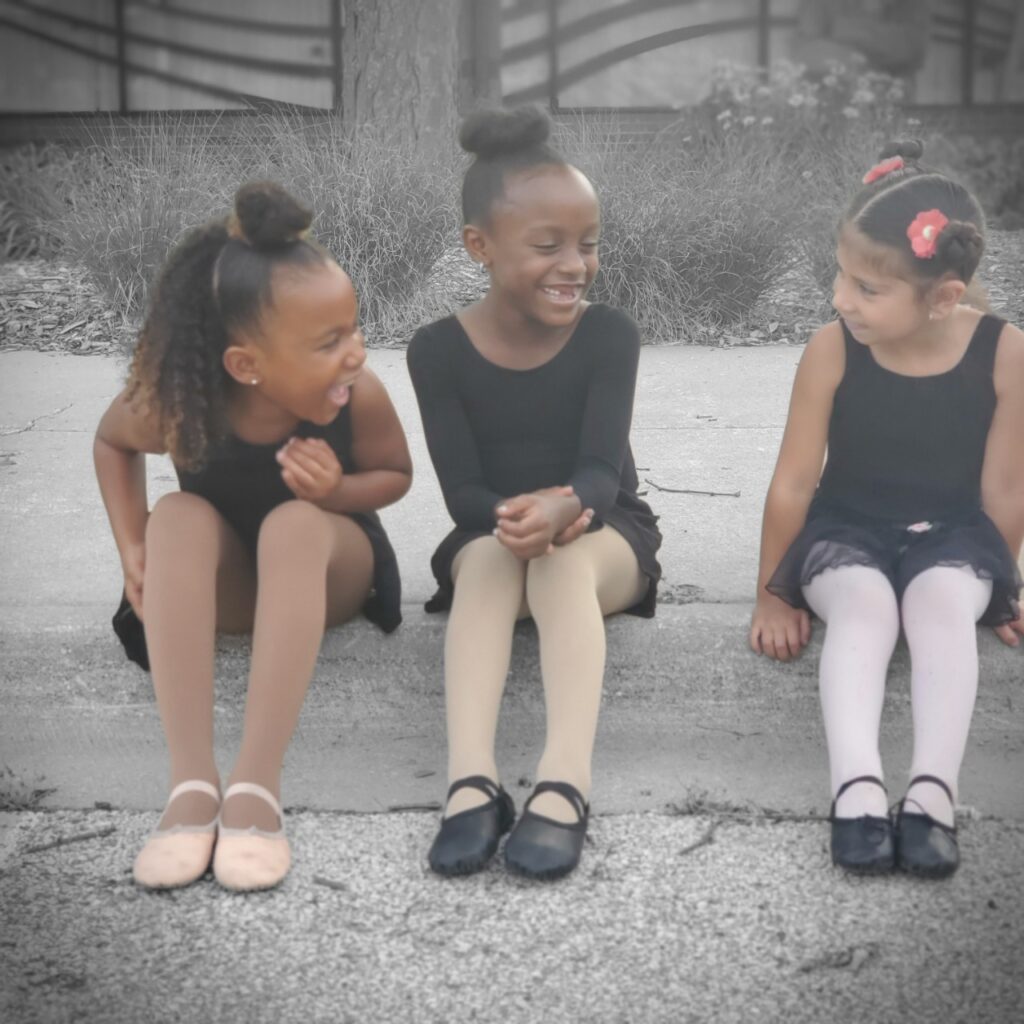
[{"left": 95, "top": 182, "right": 411, "bottom": 892}]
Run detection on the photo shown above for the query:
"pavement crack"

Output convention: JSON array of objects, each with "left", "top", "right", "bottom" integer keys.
[{"left": 0, "top": 402, "right": 73, "bottom": 437}]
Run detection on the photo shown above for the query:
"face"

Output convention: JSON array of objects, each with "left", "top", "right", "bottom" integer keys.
[
  {"left": 235, "top": 260, "right": 366, "bottom": 425},
  {"left": 469, "top": 164, "right": 600, "bottom": 328},
  {"left": 832, "top": 225, "right": 930, "bottom": 347}
]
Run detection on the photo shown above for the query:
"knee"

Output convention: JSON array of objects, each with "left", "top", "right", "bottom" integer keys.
[
  {"left": 826, "top": 568, "right": 899, "bottom": 629},
  {"left": 257, "top": 500, "right": 332, "bottom": 563},
  {"left": 146, "top": 492, "right": 220, "bottom": 548},
  {"left": 526, "top": 545, "right": 596, "bottom": 605},
  {"left": 454, "top": 536, "right": 523, "bottom": 586},
  {"left": 902, "top": 568, "right": 988, "bottom": 632}
]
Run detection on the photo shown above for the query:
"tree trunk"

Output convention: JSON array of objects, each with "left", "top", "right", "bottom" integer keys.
[{"left": 340, "top": 0, "right": 461, "bottom": 144}]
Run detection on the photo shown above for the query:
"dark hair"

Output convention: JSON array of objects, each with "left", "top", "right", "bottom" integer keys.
[
  {"left": 459, "top": 106, "right": 566, "bottom": 224},
  {"left": 127, "top": 181, "right": 329, "bottom": 469},
  {"left": 844, "top": 140, "right": 985, "bottom": 286}
]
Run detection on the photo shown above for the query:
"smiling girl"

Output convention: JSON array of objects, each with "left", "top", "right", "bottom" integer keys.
[
  {"left": 95, "top": 182, "right": 411, "bottom": 891},
  {"left": 750, "top": 142, "right": 1024, "bottom": 878},
  {"left": 407, "top": 107, "right": 662, "bottom": 880}
]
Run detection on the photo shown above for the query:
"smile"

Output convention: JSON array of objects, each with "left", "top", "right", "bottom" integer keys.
[{"left": 541, "top": 284, "right": 583, "bottom": 304}]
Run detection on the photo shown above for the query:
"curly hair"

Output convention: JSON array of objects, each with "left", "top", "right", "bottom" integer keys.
[
  {"left": 459, "top": 106, "right": 567, "bottom": 226},
  {"left": 126, "top": 182, "right": 328, "bottom": 470},
  {"left": 844, "top": 140, "right": 986, "bottom": 288}
]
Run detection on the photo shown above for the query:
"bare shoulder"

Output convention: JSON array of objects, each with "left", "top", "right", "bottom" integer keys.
[
  {"left": 350, "top": 365, "right": 389, "bottom": 410},
  {"left": 96, "top": 387, "right": 166, "bottom": 454},
  {"left": 795, "top": 320, "right": 845, "bottom": 390},
  {"left": 993, "top": 320, "right": 1024, "bottom": 397}
]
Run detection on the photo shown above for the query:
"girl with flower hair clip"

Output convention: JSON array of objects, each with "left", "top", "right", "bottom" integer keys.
[{"left": 750, "top": 141, "right": 1024, "bottom": 878}]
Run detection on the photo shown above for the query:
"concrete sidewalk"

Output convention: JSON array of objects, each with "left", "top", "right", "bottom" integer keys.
[
  {"left": 1, "top": 346, "right": 1021, "bottom": 818},
  {"left": 3, "top": 345, "right": 1023, "bottom": 1024}
]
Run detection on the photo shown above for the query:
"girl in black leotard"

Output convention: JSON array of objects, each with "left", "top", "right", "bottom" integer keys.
[
  {"left": 750, "top": 142, "right": 1024, "bottom": 878},
  {"left": 95, "top": 183, "right": 412, "bottom": 892},
  {"left": 407, "top": 107, "right": 662, "bottom": 880}
]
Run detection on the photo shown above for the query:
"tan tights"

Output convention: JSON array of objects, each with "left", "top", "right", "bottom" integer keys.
[
  {"left": 142, "top": 493, "right": 373, "bottom": 831},
  {"left": 444, "top": 527, "right": 646, "bottom": 823}
]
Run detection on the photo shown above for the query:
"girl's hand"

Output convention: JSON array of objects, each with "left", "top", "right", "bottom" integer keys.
[
  {"left": 121, "top": 540, "right": 146, "bottom": 620},
  {"left": 494, "top": 493, "right": 562, "bottom": 559},
  {"left": 553, "top": 507, "right": 594, "bottom": 546},
  {"left": 993, "top": 609, "right": 1023, "bottom": 648},
  {"left": 277, "top": 437, "right": 343, "bottom": 503},
  {"left": 750, "top": 594, "right": 811, "bottom": 661}
]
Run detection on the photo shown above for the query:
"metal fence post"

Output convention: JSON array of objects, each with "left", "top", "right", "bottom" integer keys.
[
  {"left": 962, "top": 0, "right": 976, "bottom": 106},
  {"left": 114, "top": 0, "right": 127, "bottom": 112},
  {"left": 330, "top": 0, "right": 343, "bottom": 114}
]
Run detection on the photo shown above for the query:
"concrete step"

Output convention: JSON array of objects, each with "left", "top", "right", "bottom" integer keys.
[{"left": 3, "top": 602, "right": 1022, "bottom": 818}]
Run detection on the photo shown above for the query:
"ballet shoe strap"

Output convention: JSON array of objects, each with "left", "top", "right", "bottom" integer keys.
[
  {"left": 166, "top": 779, "right": 221, "bottom": 805},
  {"left": 221, "top": 782, "right": 283, "bottom": 820}
]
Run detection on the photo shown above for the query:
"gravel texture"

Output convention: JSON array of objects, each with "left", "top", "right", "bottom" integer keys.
[{"left": 2, "top": 808, "right": 1024, "bottom": 1024}]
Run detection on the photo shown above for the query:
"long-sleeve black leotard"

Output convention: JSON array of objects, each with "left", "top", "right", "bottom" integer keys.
[{"left": 407, "top": 303, "right": 662, "bottom": 615}]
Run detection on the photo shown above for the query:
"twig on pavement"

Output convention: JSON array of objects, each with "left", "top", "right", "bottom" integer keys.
[
  {"left": 679, "top": 821, "right": 719, "bottom": 857},
  {"left": 24, "top": 825, "right": 116, "bottom": 854},
  {"left": 644, "top": 478, "right": 740, "bottom": 498}
]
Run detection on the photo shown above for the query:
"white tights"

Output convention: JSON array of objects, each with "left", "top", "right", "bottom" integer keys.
[{"left": 803, "top": 563, "right": 992, "bottom": 826}]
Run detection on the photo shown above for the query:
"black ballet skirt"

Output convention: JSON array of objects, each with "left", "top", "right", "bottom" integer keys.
[
  {"left": 767, "top": 315, "right": 1021, "bottom": 627},
  {"left": 112, "top": 402, "right": 402, "bottom": 671}
]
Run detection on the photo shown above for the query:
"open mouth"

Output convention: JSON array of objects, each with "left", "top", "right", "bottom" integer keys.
[
  {"left": 327, "top": 376, "right": 359, "bottom": 407},
  {"left": 541, "top": 284, "right": 583, "bottom": 305}
]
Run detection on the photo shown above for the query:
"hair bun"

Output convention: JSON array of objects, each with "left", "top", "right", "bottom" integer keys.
[
  {"left": 233, "top": 181, "right": 312, "bottom": 249},
  {"left": 877, "top": 139, "right": 924, "bottom": 162},
  {"left": 936, "top": 219, "right": 985, "bottom": 276},
  {"left": 459, "top": 106, "right": 551, "bottom": 160}
]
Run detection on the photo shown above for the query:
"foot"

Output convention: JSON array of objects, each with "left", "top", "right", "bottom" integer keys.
[
  {"left": 829, "top": 775, "right": 895, "bottom": 874},
  {"left": 133, "top": 779, "right": 220, "bottom": 889},
  {"left": 213, "top": 782, "right": 290, "bottom": 892},
  {"left": 504, "top": 780, "right": 589, "bottom": 881},
  {"left": 903, "top": 776, "right": 955, "bottom": 828},
  {"left": 895, "top": 774, "right": 959, "bottom": 879},
  {"left": 428, "top": 776, "right": 515, "bottom": 877}
]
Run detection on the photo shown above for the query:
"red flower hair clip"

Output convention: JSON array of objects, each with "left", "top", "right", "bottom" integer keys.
[
  {"left": 907, "top": 209, "right": 949, "bottom": 259},
  {"left": 862, "top": 156, "right": 904, "bottom": 185}
]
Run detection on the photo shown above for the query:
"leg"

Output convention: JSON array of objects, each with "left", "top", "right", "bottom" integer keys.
[
  {"left": 523, "top": 527, "right": 646, "bottom": 822},
  {"left": 443, "top": 536, "right": 527, "bottom": 816},
  {"left": 802, "top": 564, "right": 900, "bottom": 819},
  {"left": 143, "top": 492, "right": 256, "bottom": 829},
  {"left": 900, "top": 565, "right": 992, "bottom": 826},
  {"left": 221, "top": 500, "right": 373, "bottom": 831}
]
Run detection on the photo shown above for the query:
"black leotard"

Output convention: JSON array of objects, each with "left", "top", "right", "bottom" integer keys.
[
  {"left": 768, "top": 314, "right": 1021, "bottom": 625},
  {"left": 176, "top": 403, "right": 401, "bottom": 633},
  {"left": 407, "top": 303, "right": 661, "bottom": 615}
]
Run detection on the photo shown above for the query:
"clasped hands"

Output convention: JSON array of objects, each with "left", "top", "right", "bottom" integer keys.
[
  {"left": 493, "top": 486, "right": 594, "bottom": 560},
  {"left": 276, "top": 437, "right": 342, "bottom": 502}
]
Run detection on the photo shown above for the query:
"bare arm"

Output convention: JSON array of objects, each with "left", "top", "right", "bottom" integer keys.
[
  {"left": 751, "top": 322, "right": 844, "bottom": 659},
  {"left": 278, "top": 367, "right": 413, "bottom": 514},
  {"left": 981, "top": 322, "right": 1024, "bottom": 644},
  {"left": 93, "top": 389, "right": 166, "bottom": 614}
]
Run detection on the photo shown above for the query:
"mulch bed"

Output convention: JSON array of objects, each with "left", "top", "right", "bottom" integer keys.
[{"left": 2, "top": 230, "right": 1022, "bottom": 355}]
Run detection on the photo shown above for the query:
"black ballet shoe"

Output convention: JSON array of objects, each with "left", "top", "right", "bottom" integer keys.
[
  {"left": 829, "top": 775, "right": 895, "bottom": 874},
  {"left": 895, "top": 774, "right": 959, "bottom": 879},
  {"left": 503, "top": 781, "right": 589, "bottom": 881},
  {"left": 427, "top": 775, "right": 515, "bottom": 877}
]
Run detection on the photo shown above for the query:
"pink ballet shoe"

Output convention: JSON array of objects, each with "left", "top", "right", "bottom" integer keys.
[
  {"left": 132, "top": 779, "right": 220, "bottom": 889},
  {"left": 213, "top": 782, "right": 291, "bottom": 892}
]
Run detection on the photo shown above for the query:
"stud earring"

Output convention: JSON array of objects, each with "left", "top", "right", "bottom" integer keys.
[{"left": 250, "top": 378, "right": 260, "bottom": 385}]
